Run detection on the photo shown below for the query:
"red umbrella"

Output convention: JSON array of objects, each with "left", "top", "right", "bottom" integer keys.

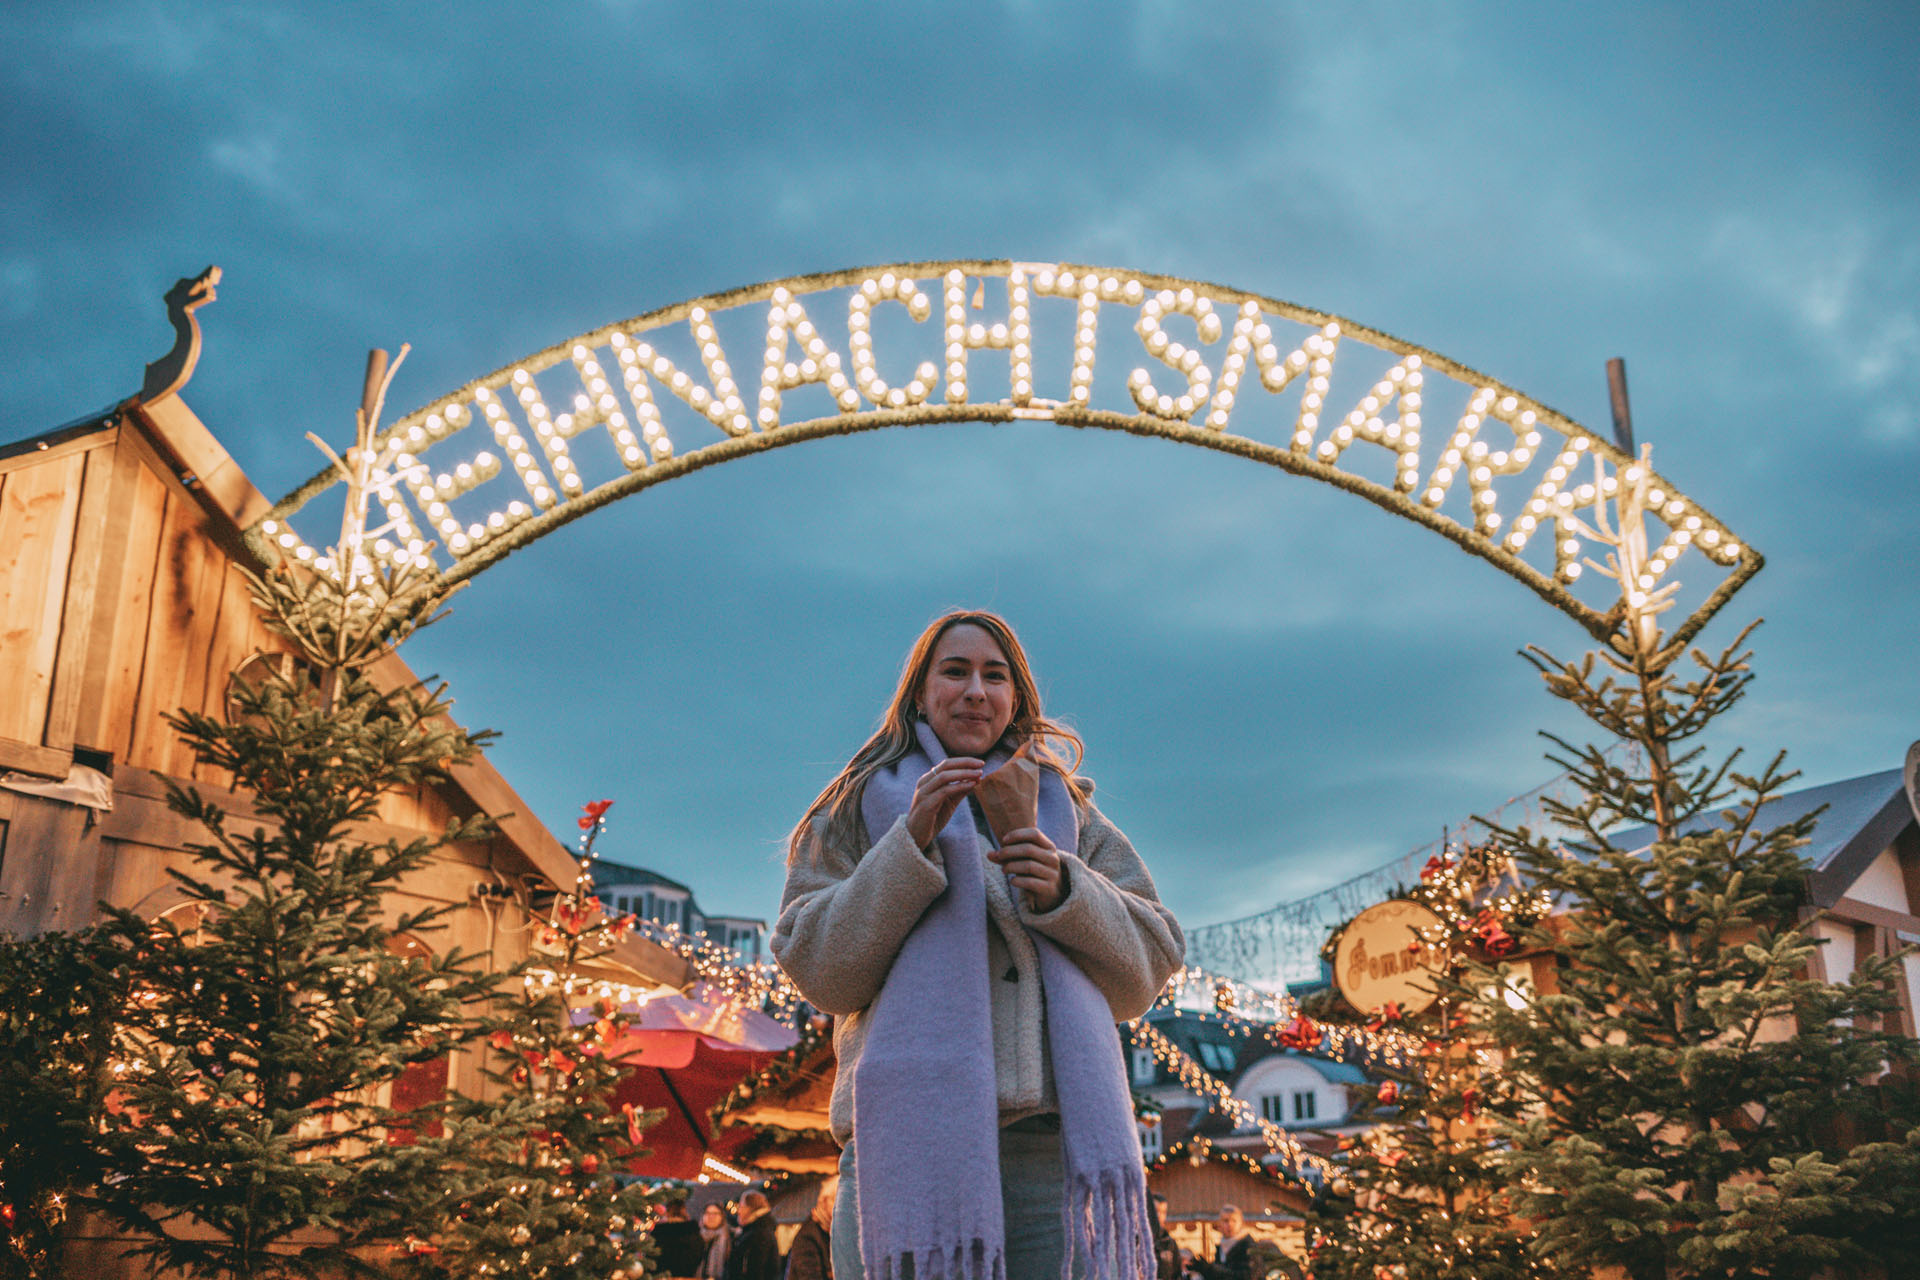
[{"left": 582, "top": 991, "right": 796, "bottom": 1180}]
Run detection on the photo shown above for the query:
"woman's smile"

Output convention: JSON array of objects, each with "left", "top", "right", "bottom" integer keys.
[{"left": 918, "top": 623, "right": 1016, "bottom": 756}]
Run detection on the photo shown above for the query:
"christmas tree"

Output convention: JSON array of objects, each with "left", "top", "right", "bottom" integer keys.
[
  {"left": 1305, "top": 844, "right": 1550, "bottom": 1280},
  {"left": 1463, "top": 458, "right": 1920, "bottom": 1278},
  {"left": 414, "top": 800, "right": 663, "bottom": 1280},
  {"left": 0, "top": 920, "right": 142, "bottom": 1279},
  {"left": 85, "top": 348, "right": 508, "bottom": 1278},
  {"left": 88, "top": 611, "right": 503, "bottom": 1279}
]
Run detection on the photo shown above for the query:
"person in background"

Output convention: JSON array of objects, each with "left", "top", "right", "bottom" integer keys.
[
  {"left": 1186, "top": 1205, "right": 1299, "bottom": 1280},
  {"left": 1187, "top": 1205, "right": 1252, "bottom": 1280},
  {"left": 650, "top": 1197, "right": 704, "bottom": 1278},
  {"left": 785, "top": 1179, "right": 836, "bottom": 1280},
  {"left": 1150, "top": 1192, "right": 1180, "bottom": 1280},
  {"left": 724, "top": 1190, "right": 782, "bottom": 1280},
  {"left": 697, "top": 1202, "right": 732, "bottom": 1280}
]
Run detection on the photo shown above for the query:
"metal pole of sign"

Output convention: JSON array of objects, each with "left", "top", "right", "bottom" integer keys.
[{"left": 1607, "top": 357, "right": 1636, "bottom": 455}]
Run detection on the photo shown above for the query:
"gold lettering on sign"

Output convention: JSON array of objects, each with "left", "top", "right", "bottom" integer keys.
[{"left": 1333, "top": 900, "right": 1448, "bottom": 1017}]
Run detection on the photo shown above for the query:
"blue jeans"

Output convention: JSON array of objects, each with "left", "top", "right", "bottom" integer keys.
[{"left": 832, "top": 1117, "right": 1069, "bottom": 1280}]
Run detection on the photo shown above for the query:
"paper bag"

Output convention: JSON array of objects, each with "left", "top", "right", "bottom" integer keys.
[{"left": 974, "top": 740, "right": 1040, "bottom": 846}]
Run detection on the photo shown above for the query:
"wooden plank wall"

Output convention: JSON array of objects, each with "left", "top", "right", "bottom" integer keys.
[
  {"left": 0, "top": 425, "right": 482, "bottom": 930},
  {"left": 0, "top": 425, "right": 465, "bottom": 831},
  {"left": 0, "top": 444, "right": 92, "bottom": 765}
]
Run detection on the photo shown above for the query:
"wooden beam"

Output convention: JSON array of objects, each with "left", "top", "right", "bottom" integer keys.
[
  {"left": 72, "top": 435, "right": 166, "bottom": 752},
  {"left": 1825, "top": 895, "right": 1920, "bottom": 940},
  {"left": 0, "top": 736, "right": 71, "bottom": 779},
  {"left": 0, "top": 422, "right": 117, "bottom": 475},
  {"left": 0, "top": 790, "right": 96, "bottom": 936},
  {"left": 43, "top": 443, "right": 121, "bottom": 753},
  {"left": 126, "top": 395, "right": 274, "bottom": 531}
]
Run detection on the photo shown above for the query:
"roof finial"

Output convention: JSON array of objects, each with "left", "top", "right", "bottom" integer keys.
[{"left": 139, "top": 265, "right": 222, "bottom": 404}]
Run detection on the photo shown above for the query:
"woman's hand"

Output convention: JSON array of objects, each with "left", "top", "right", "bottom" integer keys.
[
  {"left": 988, "top": 827, "right": 1067, "bottom": 913},
  {"left": 906, "top": 757, "right": 984, "bottom": 851}
]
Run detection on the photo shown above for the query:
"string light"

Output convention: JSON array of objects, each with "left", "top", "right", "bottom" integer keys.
[{"left": 253, "top": 262, "right": 1760, "bottom": 656}]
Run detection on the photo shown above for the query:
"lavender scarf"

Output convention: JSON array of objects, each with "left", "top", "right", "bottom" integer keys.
[{"left": 852, "top": 721, "right": 1153, "bottom": 1280}]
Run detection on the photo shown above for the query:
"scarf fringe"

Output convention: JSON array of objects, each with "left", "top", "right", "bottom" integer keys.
[
  {"left": 873, "top": 1238, "right": 1005, "bottom": 1280},
  {"left": 1064, "top": 1166, "right": 1155, "bottom": 1280}
]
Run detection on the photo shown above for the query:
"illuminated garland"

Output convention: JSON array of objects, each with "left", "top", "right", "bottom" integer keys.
[
  {"left": 1150, "top": 968, "right": 1426, "bottom": 1070},
  {"left": 1185, "top": 746, "right": 1638, "bottom": 985},
  {"left": 1147, "top": 1135, "right": 1293, "bottom": 1189},
  {"left": 1126, "top": 1019, "right": 1331, "bottom": 1190},
  {"left": 256, "top": 261, "right": 1762, "bottom": 659},
  {"left": 1318, "top": 839, "right": 1554, "bottom": 981}
]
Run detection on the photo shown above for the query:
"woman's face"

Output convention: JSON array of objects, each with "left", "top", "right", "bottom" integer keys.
[
  {"left": 702, "top": 1205, "right": 723, "bottom": 1228},
  {"left": 917, "top": 623, "right": 1016, "bottom": 758}
]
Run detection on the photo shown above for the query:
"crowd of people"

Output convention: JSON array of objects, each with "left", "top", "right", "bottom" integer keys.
[
  {"left": 646, "top": 1185, "right": 838, "bottom": 1280},
  {"left": 649, "top": 1187, "right": 1299, "bottom": 1280}
]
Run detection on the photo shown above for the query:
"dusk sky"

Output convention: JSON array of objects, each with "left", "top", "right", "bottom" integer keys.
[{"left": 5, "top": 3, "right": 1916, "bottom": 957}]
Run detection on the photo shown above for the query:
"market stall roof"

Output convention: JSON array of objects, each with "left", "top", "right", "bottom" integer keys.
[
  {"left": 1608, "top": 766, "right": 1910, "bottom": 907},
  {"left": 583, "top": 991, "right": 799, "bottom": 1181}
]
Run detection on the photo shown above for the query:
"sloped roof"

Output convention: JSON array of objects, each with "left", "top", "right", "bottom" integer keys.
[
  {"left": 591, "top": 860, "right": 694, "bottom": 896},
  {"left": 1608, "top": 766, "right": 1911, "bottom": 907}
]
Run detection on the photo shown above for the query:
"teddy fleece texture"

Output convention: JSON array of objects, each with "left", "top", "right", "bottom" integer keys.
[{"left": 772, "top": 795, "right": 1185, "bottom": 1145}]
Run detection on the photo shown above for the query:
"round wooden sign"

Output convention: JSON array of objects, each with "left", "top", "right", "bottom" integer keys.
[{"left": 1333, "top": 899, "right": 1447, "bottom": 1017}]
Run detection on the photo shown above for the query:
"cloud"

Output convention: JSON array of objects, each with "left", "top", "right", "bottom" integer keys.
[
  {"left": 1706, "top": 207, "right": 1920, "bottom": 441},
  {"left": 208, "top": 133, "right": 291, "bottom": 202}
]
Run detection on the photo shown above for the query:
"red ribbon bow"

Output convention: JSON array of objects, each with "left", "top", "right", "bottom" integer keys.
[{"left": 1277, "top": 1015, "right": 1321, "bottom": 1050}]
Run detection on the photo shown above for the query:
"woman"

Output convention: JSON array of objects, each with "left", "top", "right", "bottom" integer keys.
[
  {"left": 696, "top": 1202, "right": 731, "bottom": 1280},
  {"left": 773, "top": 611, "right": 1184, "bottom": 1280}
]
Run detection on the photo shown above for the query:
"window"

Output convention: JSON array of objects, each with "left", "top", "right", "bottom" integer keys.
[
  {"left": 1260, "top": 1094, "right": 1285, "bottom": 1124},
  {"left": 1292, "top": 1090, "right": 1317, "bottom": 1122},
  {"left": 616, "top": 895, "right": 630, "bottom": 913},
  {"left": 1131, "top": 1047, "right": 1157, "bottom": 1086},
  {"left": 1195, "top": 1041, "right": 1235, "bottom": 1073},
  {"left": 1138, "top": 1119, "right": 1162, "bottom": 1160}
]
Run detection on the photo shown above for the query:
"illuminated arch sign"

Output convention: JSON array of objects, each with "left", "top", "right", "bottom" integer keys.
[{"left": 254, "top": 260, "right": 1760, "bottom": 650}]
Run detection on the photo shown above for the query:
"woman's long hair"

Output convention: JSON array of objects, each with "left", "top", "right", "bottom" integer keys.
[{"left": 787, "top": 610, "right": 1085, "bottom": 864}]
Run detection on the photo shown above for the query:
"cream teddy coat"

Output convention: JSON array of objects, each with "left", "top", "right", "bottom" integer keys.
[{"left": 772, "top": 796, "right": 1185, "bottom": 1144}]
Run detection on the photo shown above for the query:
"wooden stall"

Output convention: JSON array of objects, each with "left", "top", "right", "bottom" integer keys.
[{"left": 0, "top": 296, "right": 691, "bottom": 1062}]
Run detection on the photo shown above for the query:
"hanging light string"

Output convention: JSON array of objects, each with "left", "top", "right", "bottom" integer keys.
[
  {"left": 1126, "top": 1018, "right": 1331, "bottom": 1189},
  {"left": 1184, "top": 743, "right": 1637, "bottom": 984}
]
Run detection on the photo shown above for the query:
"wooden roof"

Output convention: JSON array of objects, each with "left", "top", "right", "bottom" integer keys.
[{"left": 0, "top": 336, "right": 687, "bottom": 988}]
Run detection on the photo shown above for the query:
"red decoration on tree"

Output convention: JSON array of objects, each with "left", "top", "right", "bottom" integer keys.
[
  {"left": 1420, "top": 855, "right": 1453, "bottom": 881},
  {"left": 1377, "top": 1080, "right": 1399, "bottom": 1105},
  {"left": 1460, "top": 1087, "right": 1481, "bottom": 1120},
  {"left": 1367, "top": 1001, "right": 1404, "bottom": 1030},
  {"left": 1470, "top": 908, "right": 1517, "bottom": 957},
  {"left": 577, "top": 799, "right": 614, "bottom": 830},
  {"left": 1277, "top": 1014, "right": 1321, "bottom": 1050}
]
